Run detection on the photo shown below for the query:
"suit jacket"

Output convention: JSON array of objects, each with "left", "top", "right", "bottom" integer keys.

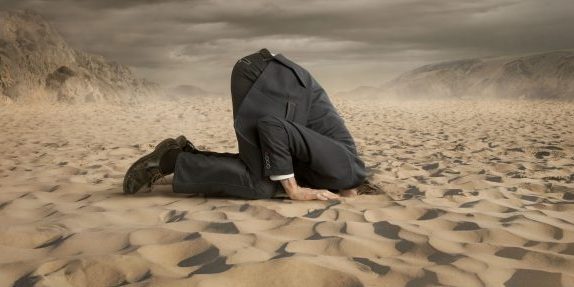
[{"left": 233, "top": 53, "right": 359, "bottom": 194}]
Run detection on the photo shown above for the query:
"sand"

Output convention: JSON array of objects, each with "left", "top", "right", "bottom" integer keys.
[{"left": 0, "top": 97, "right": 573, "bottom": 287}]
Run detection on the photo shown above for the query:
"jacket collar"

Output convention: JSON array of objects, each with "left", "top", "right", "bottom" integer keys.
[{"left": 270, "top": 53, "right": 308, "bottom": 88}]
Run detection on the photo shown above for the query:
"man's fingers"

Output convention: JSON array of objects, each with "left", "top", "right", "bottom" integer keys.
[
  {"left": 315, "top": 191, "right": 339, "bottom": 201},
  {"left": 290, "top": 189, "right": 342, "bottom": 201},
  {"left": 316, "top": 193, "right": 329, "bottom": 201},
  {"left": 308, "top": 192, "right": 319, "bottom": 200},
  {"left": 325, "top": 191, "right": 340, "bottom": 199}
]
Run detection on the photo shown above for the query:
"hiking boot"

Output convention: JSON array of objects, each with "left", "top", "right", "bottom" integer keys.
[{"left": 123, "top": 138, "right": 182, "bottom": 194}]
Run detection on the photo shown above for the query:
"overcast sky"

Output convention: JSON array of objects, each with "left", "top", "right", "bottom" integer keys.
[{"left": 1, "top": 0, "right": 573, "bottom": 93}]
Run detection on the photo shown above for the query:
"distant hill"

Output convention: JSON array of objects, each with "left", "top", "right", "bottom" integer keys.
[
  {"left": 0, "top": 10, "right": 163, "bottom": 104},
  {"left": 168, "top": 84, "right": 222, "bottom": 99},
  {"left": 338, "top": 50, "right": 574, "bottom": 100},
  {"left": 334, "top": 86, "right": 383, "bottom": 98}
]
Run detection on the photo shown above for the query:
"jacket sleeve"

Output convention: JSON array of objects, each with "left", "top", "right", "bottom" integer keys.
[{"left": 305, "top": 75, "right": 358, "bottom": 152}]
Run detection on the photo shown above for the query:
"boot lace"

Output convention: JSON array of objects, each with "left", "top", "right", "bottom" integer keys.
[{"left": 147, "top": 168, "right": 168, "bottom": 192}]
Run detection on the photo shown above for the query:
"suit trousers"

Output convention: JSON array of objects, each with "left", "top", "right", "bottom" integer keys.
[{"left": 173, "top": 113, "right": 364, "bottom": 199}]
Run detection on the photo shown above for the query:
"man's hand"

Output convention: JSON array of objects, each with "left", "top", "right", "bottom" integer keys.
[
  {"left": 279, "top": 177, "right": 340, "bottom": 201},
  {"left": 289, "top": 187, "right": 340, "bottom": 201}
]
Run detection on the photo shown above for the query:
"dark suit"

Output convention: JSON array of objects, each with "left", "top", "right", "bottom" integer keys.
[{"left": 172, "top": 49, "right": 366, "bottom": 199}]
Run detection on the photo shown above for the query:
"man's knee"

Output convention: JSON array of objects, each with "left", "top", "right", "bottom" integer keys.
[
  {"left": 347, "top": 158, "right": 367, "bottom": 189},
  {"left": 248, "top": 180, "right": 278, "bottom": 199}
]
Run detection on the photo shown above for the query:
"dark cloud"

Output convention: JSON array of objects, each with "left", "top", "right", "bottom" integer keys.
[{"left": 1, "top": 0, "right": 573, "bottom": 93}]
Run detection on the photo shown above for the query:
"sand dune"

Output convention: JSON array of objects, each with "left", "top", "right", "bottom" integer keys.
[{"left": 0, "top": 97, "right": 573, "bottom": 286}]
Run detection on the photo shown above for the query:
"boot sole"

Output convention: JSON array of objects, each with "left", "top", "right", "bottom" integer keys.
[{"left": 123, "top": 138, "right": 178, "bottom": 194}]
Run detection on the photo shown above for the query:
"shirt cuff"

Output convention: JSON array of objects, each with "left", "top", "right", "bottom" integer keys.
[{"left": 269, "top": 173, "right": 294, "bottom": 181}]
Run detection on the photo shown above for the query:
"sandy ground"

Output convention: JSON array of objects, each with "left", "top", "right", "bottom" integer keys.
[{"left": 0, "top": 97, "right": 573, "bottom": 287}]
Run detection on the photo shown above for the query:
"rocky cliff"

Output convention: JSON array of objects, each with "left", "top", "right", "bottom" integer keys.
[{"left": 0, "top": 10, "right": 163, "bottom": 104}]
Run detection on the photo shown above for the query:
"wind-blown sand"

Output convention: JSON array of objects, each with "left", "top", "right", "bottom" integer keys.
[{"left": 0, "top": 98, "right": 573, "bottom": 287}]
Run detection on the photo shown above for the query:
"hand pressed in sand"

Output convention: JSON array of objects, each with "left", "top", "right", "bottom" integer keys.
[{"left": 279, "top": 177, "right": 356, "bottom": 201}]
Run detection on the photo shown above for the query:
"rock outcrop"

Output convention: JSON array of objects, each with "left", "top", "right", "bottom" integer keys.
[{"left": 0, "top": 10, "right": 163, "bottom": 104}]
